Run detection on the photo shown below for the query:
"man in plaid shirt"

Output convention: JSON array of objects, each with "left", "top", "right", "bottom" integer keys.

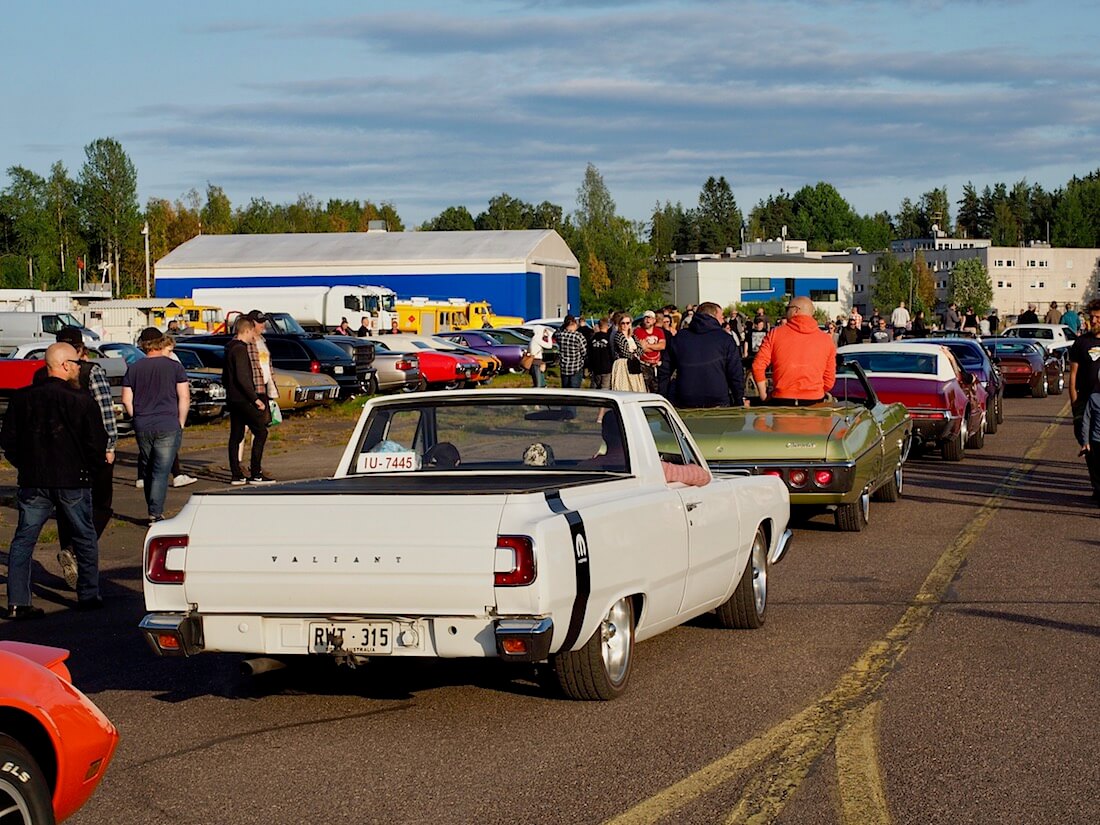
[
  {"left": 54, "top": 326, "right": 117, "bottom": 592},
  {"left": 557, "top": 315, "right": 588, "bottom": 389}
]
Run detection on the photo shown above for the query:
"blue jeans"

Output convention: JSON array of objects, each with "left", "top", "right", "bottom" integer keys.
[
  {"left": 137, "top": 428, "right": 182, "bottom": 519},
  {"left": 7, "top": 487, "right": 99, "bottom": 605},
  {"left": 530, "top": 361, "right": 546, "bottom": 388},
  {"left": 561, "top": 372, "right": 584, "bottom": 389}
]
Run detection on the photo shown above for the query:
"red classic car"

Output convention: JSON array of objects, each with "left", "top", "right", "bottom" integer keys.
[
  {"left": 0, "top": 641, "right": 118, "bottom": 822},
  {"left": 981, "top": 338, "right": 1065, "bottom": 398},
  {"left": 838, "top": 343, "right": 988, "bottom": 461},
  {"left": 375, "top": 340, "right": 480, "bottom": 390}
]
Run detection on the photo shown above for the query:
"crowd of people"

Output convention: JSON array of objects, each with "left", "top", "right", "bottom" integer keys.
[{"left": 1, "top": 311, "right": 280, "bottom": 620}]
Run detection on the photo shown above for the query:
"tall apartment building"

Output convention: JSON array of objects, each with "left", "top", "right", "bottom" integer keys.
[{"left": 833, "top": 235, "right": 1099, "bottom": 318}]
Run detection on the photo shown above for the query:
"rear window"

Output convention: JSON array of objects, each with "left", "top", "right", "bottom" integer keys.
[
  {"left": 843, "top": 352, "right": 938, "bottom": 375},
  {"left": 942, "top": 344, "right": 985, "bottom": 368},
  {"left": 1012, "top": 327, "right": 1052, "bottom": 339},
  {"left": 353, "top": 400, "right": 629, "bottom": 474}
]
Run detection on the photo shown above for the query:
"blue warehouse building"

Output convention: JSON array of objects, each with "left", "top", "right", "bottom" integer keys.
[{"left": 154, "top": 230, "right": 580, "bottom": 321}]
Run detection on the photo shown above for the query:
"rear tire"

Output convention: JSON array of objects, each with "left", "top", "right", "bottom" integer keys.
[
  {"left": 716, "top": 526, "right": 768, "bottom": 629},
  {"left": 966, "top": 414, "right": 986, "bottom": 449},
  {"left": 986, "top": 402, "right": 999, "bottom": 434},
  {"left": 1051, "top": 373, "right": 1065, "bottom": 395},
  {"left": 1032, "top": 376, "right": 1048, "bottom": 398},
  {"left": 551, "top": 597, "right": 634, "bottom": 701},
  {"left": 0, "top": 733, "right": 55, "bottom": 825},
  {"left": 872, "top": 464, "right": 903, "bottom": 503},
  {"left": 835, "top": 492, "right": 869, "bottom": 531},
  {"left": 996, "top": 395, "right": 1005, "bottom": 424},
  {"left": 942, "top": 419, "right": 966, "bottom": 461}
]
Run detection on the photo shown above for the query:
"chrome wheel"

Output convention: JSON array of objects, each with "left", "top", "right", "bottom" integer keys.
[
  {"left": 601, "top": 598, "right": 633, "bottom": 685},
  {"left": 0, "top": 778, "right": 32, "bottom": 825},
  {"left": 750, "top": 528, "right": 768, "bottom": 616}
]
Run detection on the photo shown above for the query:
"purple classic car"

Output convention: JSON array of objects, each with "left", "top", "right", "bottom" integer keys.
[{"left": 435, "top": 330, "right": 529, "bottom": 373}]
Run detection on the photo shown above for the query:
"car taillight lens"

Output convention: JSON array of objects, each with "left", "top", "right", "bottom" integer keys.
[
  {"left": 395, "top": 359, "right": 414, "bottom": 371},
  {"left": 763, "top": 470, "right": 783, "bottom": 478},
  {"left": 789, "top": 469, "right": 808, "bottom": 488},
  {"left": 309, "top": 360, "right": 321, "bottom": 373},
  {"left": 147, "top": 535, "right": 188, "bottom": 584},
  {"left": 814, "top": 470, "right": 834, "bottom": 486},
  {"left": 494, "top": 536, "right": 536, "bottom": 586}
]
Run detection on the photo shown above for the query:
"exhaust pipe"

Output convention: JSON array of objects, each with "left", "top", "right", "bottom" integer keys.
[{"left": 241, "top": 657, "right": 287, "bottom": 677}]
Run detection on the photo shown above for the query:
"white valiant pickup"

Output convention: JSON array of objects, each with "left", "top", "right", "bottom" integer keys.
[{"left": 140, "top": 389, "right": 792, "bottom": 700}]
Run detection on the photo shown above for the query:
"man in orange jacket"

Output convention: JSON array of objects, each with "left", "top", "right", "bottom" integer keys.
[{"left": 752, "top": 295, "right": 836, "bottom": 405}]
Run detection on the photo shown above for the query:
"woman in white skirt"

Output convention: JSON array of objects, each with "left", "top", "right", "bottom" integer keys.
[{"left": 609, "top": 313, "right": 647, "bottom": 393}]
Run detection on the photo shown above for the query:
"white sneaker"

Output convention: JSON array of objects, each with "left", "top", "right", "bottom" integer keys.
[
  {"left": 135, "top": 478, "right": 144, "bottom": 489},
  {"left": 172, "top": 474, "right": 198, "bottom": 488}
]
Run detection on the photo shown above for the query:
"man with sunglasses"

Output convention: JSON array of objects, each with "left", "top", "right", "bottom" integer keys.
[{"left": 1, "top": 343, "right": 107, "bottom": 619}]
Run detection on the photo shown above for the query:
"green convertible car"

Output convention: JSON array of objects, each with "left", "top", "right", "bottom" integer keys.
[{"left": 679, "top": 361, "right": 913, "bottom": 532}]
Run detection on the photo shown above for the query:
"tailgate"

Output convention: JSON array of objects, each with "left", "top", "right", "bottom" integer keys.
[{"left": 180, "top": 494, "right": 507, "bottom": 615}]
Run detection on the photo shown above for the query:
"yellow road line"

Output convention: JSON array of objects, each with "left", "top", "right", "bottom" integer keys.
[
  {"left": 835, "top": 700, "right": 890, "bottom": 825},
  {"left": 605, "top": 405, "right": 1068, "bottom": 825}
]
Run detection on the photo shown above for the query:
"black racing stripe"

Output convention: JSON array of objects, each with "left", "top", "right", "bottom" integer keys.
[{"left": 545, "top": 490, "right": 590, "bottom": 651}]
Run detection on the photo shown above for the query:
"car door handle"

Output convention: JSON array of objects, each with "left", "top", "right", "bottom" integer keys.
[{"left": 685, "top": 501, "right": 701, "bottom": 511}]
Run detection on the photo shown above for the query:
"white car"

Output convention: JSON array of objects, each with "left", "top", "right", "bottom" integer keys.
[
  {"left": 1000, "top": 324, "right": 1077, "bottom": 358},
  {"left": 139, "top": 389, "right": 792, "bottom": 700}
]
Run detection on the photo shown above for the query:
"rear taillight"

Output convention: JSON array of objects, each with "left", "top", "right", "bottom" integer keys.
[
  {"left": 762, "top": 470, "right": 783, "bottom": 478},
  {"left": 147, "top": 535, "right": 188, "bottom": 584},
  {"left": 788, "top": 469, "right": 808, "bottom": 488},
  {"left": 814, "top": 469, "right": 834, "bottom": 487},
  {"left": 494, "top": 536, "right": 536, "bottom": 586},
  {"left": 395, "top": 359, "right": 414, "bottom": 371},
  {"left": 309, "top": 360, "right": 321, "bottom": 373}
]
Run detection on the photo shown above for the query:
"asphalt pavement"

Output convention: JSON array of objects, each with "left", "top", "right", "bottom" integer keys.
[{"left": 0, "top": 393, "right": 1096, "bottom": 825}]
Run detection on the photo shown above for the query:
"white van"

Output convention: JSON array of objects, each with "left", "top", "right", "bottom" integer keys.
[{"left": 0, "top": 311, "right": 100, "bottom": 351}]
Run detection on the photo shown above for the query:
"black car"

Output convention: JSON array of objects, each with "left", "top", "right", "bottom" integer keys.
[
  {"left": 322, "top": 335, "right": 378, "bottom": 395},
  {"left": 908, "top": 337, "right": 1004, "bottom": 432},
  {"left": 185, "top": 334, "right": 365, "bottom": 397},
  {"left": 98, "top": 341, "right": 226, "bottom": 421}
]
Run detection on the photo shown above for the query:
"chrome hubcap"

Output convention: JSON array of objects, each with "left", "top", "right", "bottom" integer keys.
[
  {"left": 751, "top": 532, "right": 768, "bottom": 615},
  {"left": 601, "top": 599, "right": 631, "bottom": 683},
  {"left": 0, "top": 777, "right": 32, "bottom": 824}
]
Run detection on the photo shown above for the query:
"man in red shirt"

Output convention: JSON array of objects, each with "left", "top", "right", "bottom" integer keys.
[
  {"left": 752, "top": 296, "right": 836, "bottom": 405},
  {"left": 634, "top": 310, "right": 666, "bottom": 393}
]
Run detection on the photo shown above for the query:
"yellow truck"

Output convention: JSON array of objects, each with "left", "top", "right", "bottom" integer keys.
[
  {"left": 150, "top": 299, "right": 222, "bottom": 333},
  {"left": 395, "top": 298, "right": 523, "bottom": 334}
]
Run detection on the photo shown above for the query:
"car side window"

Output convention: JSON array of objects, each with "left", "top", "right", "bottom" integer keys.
[
  {"left": 642, "top": 406, "right": 703, "bottom": 467},
  {"left": 265, "top": 339, "right": 304, "bottom": 359}
]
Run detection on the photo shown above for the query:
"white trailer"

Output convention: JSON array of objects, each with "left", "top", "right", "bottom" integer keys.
[{"left": 192, "top": 285, "right": 397, "bottom": 333}]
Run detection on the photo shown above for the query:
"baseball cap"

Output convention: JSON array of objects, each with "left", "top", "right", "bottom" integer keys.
[
  {"left": 245, "top": 309, "right": 269, "bottom": 323},
  {"left": 642, "top": 310, "right": 656, "bottom": 319},
  {"left": 137, "top": 326, "right": 163, "bottom": 344},
  {"left": 55, "top": 326, "right": 84, "bottom": 347}
]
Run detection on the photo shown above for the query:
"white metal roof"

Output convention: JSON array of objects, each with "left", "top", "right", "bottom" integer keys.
[{"left": 156, "top": 230, "right": 579, "bottom": 270}]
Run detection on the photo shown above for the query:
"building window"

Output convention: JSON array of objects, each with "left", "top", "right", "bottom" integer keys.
[
  {"left": 1039, "top": 261, "right": 1048, "bottom": 267},
  {"left": 997, "top": 281, "right": 1004, "bottom": 288},
  {"left": 995, "top": 260, "right": 1004, "bottom": 267},
  {"left": 1066, "top": 281, "right": 1077, "bottom": 289},
  {"left": 1006, "top": 260, "right": 1015, "bottom": 267},
  {"left": 1005, "top": 282, "right": 1012, "bottom": 288},
  {"left": 740, "top": 277, "right": 771, "bottom": 292},
  {"left": 810, "top": 289, "right": 838, "bottom": 302}
]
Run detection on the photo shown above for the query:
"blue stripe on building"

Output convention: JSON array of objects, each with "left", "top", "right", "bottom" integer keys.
[{"left": 156, "top": 271, "right": 580, "bottom": 320}]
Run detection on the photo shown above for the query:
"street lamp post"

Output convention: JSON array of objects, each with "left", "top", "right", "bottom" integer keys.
[{"left": 141, "top": 222, "right": 151, "bottom": 297}]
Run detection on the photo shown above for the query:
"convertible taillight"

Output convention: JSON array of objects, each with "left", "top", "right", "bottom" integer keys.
[
  {"left": 814, "top": 469, "right": 834, "bottom": 487},
  {"left": 147, "top": 536, "right": 188, "bottom": 584},
  {"left": 494, "top": 536, "right": 536, "bottom": 586}
]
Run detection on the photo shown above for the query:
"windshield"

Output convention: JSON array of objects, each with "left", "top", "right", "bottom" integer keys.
[
  {"left": 267, "top": 314, "right": 308, "bottom": 335},
  {"left": 1010, "top": 327, "right": 1052, "bottom": 339},
  {"left": 843, "top": 352, "right": 938, "bottom": 375},
  {"left": 353, "top": 400, "right": 630, "bottom": 474},
  {"left": 174, "top": 349, "right": 203, "bottom": 369}
]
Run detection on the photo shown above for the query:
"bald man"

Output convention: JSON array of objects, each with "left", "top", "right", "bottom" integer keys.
[
  {"left": 751, "top": 296, "right": 837, "bottom": 406},
  {"left": 1, "top": 343, "right": 107, "bottom": 618}
]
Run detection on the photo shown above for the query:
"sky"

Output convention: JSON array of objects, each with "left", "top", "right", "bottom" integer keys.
[{"left": 2, "top": 0, "right": 1098, "bottom": 229}]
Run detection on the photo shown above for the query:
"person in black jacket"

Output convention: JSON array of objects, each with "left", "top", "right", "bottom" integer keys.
[
  {"left": 659, "top": 302, "right": 744, "bottom": 407},
  {"left": 222, "top": 316, "right": 272, "bottom": 485},
  {"left": 1, "top": 343, "right": 107, "bottom": 618}
]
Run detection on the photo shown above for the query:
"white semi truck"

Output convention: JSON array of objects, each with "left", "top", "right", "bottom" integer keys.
[{"left": 191, "top": 285, "right": 397, "bottom": 333}]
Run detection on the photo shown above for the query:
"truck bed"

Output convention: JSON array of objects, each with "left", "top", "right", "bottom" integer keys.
[{"left": 203, "top": 472, "right": 629, "bottom": 497}]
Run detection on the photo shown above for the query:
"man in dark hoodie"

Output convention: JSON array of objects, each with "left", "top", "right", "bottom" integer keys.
[
  {"left": 659, "top": 302, "right": 744, "bottom": 407},
  {"left": 752, "top": 295, "right": 836, "bottom": 406}
]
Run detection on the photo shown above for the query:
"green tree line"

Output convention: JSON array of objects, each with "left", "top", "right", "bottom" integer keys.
[{"left": 2, "top": 136, "right": 1098, "bottom": 311}]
